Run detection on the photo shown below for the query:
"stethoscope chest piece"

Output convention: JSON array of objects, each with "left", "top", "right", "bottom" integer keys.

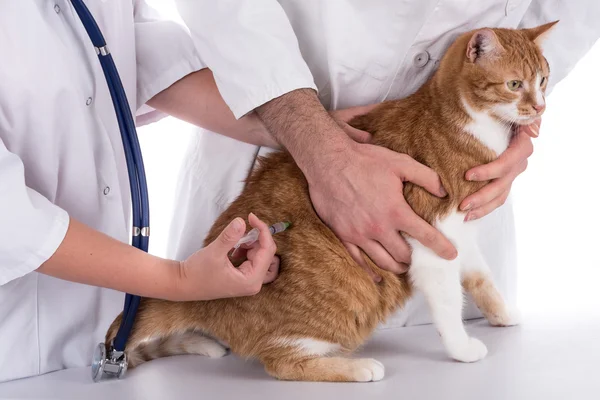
[{"left": 91, "top": 343, "right": 128, "bottom": 382}]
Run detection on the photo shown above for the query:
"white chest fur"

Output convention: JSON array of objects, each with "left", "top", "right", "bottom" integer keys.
[{"left": 462, "top": 100, "right": 511, "bottom": 156}]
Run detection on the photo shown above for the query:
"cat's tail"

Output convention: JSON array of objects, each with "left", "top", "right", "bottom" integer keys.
[{"left": 105, "top": 302, "right": 228, "bottom": 368}]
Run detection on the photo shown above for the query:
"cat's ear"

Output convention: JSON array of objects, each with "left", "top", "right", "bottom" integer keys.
[
  {"left": 466, "top": 29, "right": 504, "bottom": 63},
  {"left": 523, "top": 20, "right": 559, "bottom": 47}
]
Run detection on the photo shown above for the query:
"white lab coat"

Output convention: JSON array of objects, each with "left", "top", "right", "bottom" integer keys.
[
  {"left": 0, "top": 0, "right": 203, "bottom": 382},
  {"left": 168, "top": 0, "right": 600, "bottom": 328}
]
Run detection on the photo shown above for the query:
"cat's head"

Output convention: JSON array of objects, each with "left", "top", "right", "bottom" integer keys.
[{"left": 455, "top": 21, "right": 558, "bottom": 126}]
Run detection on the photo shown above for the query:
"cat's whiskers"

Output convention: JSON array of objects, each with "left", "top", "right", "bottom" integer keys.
[{"left": 496, "top": 114, "right": 519, "bottom": 133}]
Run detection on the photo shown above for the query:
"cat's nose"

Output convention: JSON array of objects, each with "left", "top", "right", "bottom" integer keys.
[{"left": 533, "top": 104, "right": 546, "bottom": 113}]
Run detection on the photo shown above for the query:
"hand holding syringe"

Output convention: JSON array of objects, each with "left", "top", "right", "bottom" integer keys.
[{"left": 230, "top": 221, "right": 290, "bottom": 258}]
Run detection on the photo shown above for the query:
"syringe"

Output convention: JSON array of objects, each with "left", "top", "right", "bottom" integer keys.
[{"left": 230, "top": 221, "right": 290, "bottom": 257}]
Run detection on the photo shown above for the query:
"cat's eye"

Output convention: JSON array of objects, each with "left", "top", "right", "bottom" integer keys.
[
  {"left": 540, "top": 77, "right": 547, "bottom": 85},
  {"left": 507, "top": 80, "right": 522, "bottom": 91}
]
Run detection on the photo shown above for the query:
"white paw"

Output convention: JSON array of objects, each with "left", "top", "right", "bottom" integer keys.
[
  {"left": 351, "top": 358, "right": 385, "bottom": 382},
  {"left": 448, "top": 337, "right": 488, "bottom": 363},
  {"left": 203, "top": 341, "right": 228, "bottom": 358},
  {"left": 185, "top": 336, "right": 228, "bottom": 359},
  {"left": 489, "top": 307, "right": 521, "bottom": 327}
]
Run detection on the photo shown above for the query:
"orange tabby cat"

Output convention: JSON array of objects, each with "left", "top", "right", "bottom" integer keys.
[{"left": 105, "top": 22, "right": 557, "bottom": 382}]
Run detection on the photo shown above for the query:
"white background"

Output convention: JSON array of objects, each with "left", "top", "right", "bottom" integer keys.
[
  {"left": 139, "top": 1, "right": 600, "bottom": 316},
  {"left": 511, "top": 41, "right": 600, "bottom": 315}
]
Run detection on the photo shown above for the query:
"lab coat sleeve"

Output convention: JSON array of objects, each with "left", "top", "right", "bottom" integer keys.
[
  {"left": 518, "top": 0, "right": 600, "bottom": 96},
  {"left": 132, "top": 0, "right": 206, "bottom": 126},
  {"left": 173, "top": 0, "right": 317, "bottom": 119},
  {"left": 0, "top": 138, "right": 69, "bottom": 285}
]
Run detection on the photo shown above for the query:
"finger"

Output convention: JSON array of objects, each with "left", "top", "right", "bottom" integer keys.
[
  {"left": 245, "top": 245, "right": 259, "bottom": 261},
  {"left": 459, "top": 160, "right": 523, "bottom": 211},
  {"left": 331, "top": 104, "right": 379, "bottom": 123},
  {"left": 249, "top": 212, "right": 276, "bottom": 250},
  {"left": 262, "top": 256, "right": 280, "bottom": 284},
  {"left": 238, "top": 213, "right": 277, "bottom": 279},
  {"left": 245, "top": 237, "right": 280, "bottom": 262},
  {"left": 361, "top": 240, "right": 407, "bottom": 274},
  {"left": 393, "top": 154, "right": 447, "bottom": 197},
  {"left": 246, "top": 246, "right": 275, "bottom": 264},
  {"left": 465, "top": 189, "right": 511, "bottom": 221},
  {"left": 211, "top": 217, "right": 246, "bottom": 254},
  {"left": 466, "top": 131, "right": 533, "bottom": 181},
  {"left": 399, "top": 208, "right": 457, "bottom": 260},
  {"left": 520, "top": 124, "right": 539, "bottom": 138},
  {"left": 342, "top": 123, "right": 372, "bottom": 144},
  {"left": 234, "top": 260, "right": 263, "bottom": 295},
  {"left": 520, "top": 118, "right": 542, "bottom": 138},
  {"left": 343, "top": 242, "right": 382, "bottom": 283},
  {"left": 344, "top": 242, "right": 383, "bottom": 282},
  {"left": 460, "top": 179, "right": 507, "bottom": 212},
  {"left": 378, "top": 231, "right": 412, "bottom": 266}
]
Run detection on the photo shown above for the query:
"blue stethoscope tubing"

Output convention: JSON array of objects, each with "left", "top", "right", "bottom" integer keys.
[{"left": 70, "top": 0, "right": 148, "bottom": 353}]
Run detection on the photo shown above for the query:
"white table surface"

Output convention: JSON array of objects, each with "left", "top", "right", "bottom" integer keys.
[{"left": 1, "top": 311, "right": 598, "bottom": 400}]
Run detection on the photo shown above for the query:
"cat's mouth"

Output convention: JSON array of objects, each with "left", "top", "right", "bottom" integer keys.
[{"left": 514, "top": 115, "right": 538, "bottom": 125}]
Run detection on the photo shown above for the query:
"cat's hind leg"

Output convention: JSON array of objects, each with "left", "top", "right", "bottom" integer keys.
[
  {"left": 408, "top": 238, "right": 488, "bottom": 363},
  {"left": 265, "top": 357, "right": 384, "bottom": 382},
  {"left": 260, "top": 338, "right": 384, "bottom": 382},
  {"left": 461, "top": 245, "right": 520, "bottom": 327},
  {"left": 123, "top": 330, "right": 228, "bottom": 367},
  {"left": 105, "top": 301, "right": 228, "bottom": 368}
]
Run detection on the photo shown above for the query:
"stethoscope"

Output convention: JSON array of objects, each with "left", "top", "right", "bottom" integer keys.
[{"left": 69, "top": 0, "right": 147, "bottom": 382}]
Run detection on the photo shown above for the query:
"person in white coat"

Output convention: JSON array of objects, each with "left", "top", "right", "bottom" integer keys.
[
  {"left": 0, "top": 1, "right": 309, "bottom": 383},
  {"left": 168, "top": 0, "right": 600, "bottom": 329},
  {"left": 1, "top": 0, "right": 431, "bottom": 383}
]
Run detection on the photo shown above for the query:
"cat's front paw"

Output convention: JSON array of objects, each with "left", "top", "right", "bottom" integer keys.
[
  {"left": 350, "top": 358, "right": 385, "bottom": 382},
  {"left": 488, "top": 307, "right": 521, "bottom": 327},
  {"left": 447, "top": 337, "right": 488, "bottom": 363}
]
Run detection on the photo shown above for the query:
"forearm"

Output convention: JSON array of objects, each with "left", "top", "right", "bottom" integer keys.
[
  {"left": 148, "top": 69, "right": 279, "bottom": 148},
  {"left": 37, "top": 218, "right": 180, "bottom": 300},
  {"left": 255, "top": 88, "right": 352, "bottom": 179}
]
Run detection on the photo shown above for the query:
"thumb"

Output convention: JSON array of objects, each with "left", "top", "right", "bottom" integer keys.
[
  {"left": 342, "top": 123, "right": 372, "bottom": 144},
  {"left": 212, "top": 217, "right": 246, "bottom": 253},
  {"left": 519, "top": 118, "right": 541, "bottom": 138},
  {"left": 394, "top": 154, "right": 447, "bottom": 198}
]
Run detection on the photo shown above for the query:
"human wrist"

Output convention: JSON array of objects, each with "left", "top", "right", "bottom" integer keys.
[
  {"left": 106, "top": 254, "right": 182, "bottom": 301},
  {"left": 303, "top": 136, "right": 356, "bottom": 189},
  {"left": 255, "top": 88, "right": 353, "bottom": 177},
  {"left": 296, "top": 119, "right": 353, "bottom": 182},
  {"left": 245, "top": 112, "right": 281, "bottom": 149},
  {"left": 148, "top": 258, "right": 188, "bottom": 301}
]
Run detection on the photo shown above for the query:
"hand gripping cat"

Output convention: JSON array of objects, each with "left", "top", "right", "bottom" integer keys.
[{"left": 105, "top": 22, "right": 558, "bottom": 382}]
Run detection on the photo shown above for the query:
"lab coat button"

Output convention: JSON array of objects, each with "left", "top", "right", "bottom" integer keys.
[
  {"left": 414, "top": 51, "right": 430, "bottom": 68},
  {"left": 103, "top": 186, "right": 110, "bottom": 195},
  {"left": 86, "top": 97, "right": 93, "bottom": 106},
  {"left": 54, "top": 4, "right": 61, "bottom": 13}
]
